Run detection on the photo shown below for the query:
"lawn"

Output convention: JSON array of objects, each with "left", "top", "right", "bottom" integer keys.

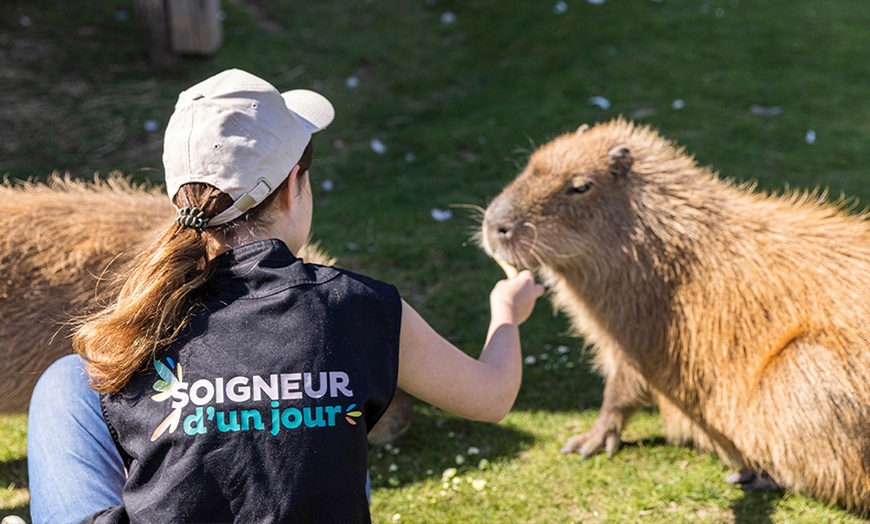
[{"left": 2, "top": 0, "right": 870, "bottom": 522}]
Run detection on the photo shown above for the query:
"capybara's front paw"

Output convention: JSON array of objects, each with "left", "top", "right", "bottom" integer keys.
[{"left": 561, "top": 423, "right": 621, "bottom": 458}]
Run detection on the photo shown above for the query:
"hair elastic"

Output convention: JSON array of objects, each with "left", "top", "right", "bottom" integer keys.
[{"left": 175, "top": 207, "right": 209, "bottom": 229}]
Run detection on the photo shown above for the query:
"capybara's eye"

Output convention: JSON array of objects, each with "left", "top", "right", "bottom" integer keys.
[{"left": 568, "top": 182, "right": 592, "bottom": 195}]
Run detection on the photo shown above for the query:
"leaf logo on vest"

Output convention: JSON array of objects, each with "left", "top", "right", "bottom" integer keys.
[{"left": 148, "top": 358, "right": 359, "bottom": 441}]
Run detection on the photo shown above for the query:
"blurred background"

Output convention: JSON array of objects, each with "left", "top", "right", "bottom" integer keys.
[{"left": 2, "top": 1, "right": 869, "bottom": 522}]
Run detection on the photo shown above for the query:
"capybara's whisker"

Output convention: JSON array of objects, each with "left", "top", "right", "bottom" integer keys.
[{"left": 449, "top": 202, "right": 487, "bottom": 216}]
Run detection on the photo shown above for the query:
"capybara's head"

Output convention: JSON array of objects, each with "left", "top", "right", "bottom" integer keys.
[{"left": 482, "top": 118, "right": 700, "bottom": 279}]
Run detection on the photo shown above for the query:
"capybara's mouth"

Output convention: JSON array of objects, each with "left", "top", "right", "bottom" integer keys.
[
  {"left": 481, "top": 197, "right": 541, "bottom": 272},
  {"left": 481, "top": 218, "right": 539, "bottom": 272}
]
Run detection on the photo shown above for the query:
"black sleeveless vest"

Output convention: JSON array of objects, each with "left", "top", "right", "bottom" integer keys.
[{"left": 86, "top": 239, "right": 402, "bottom": 523}]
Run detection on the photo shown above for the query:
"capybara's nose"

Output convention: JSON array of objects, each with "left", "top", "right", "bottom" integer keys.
[{"left": 483, "top": 196, "right": 516, "bottom": 242}]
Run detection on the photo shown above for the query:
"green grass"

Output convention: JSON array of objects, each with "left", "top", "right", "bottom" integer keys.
[{"left": 2, "top": 0, "right": 870, "bottom": 522}]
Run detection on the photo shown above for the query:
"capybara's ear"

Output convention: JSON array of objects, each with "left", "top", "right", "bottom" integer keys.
[
  {"left": 608, "top": 146, "right": 633, "bottom": 177},
  {"left": 576, "top": 124, "right": 590, "bottom": 135}
]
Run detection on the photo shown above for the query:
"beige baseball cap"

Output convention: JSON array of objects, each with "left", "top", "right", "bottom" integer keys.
[{"left": 163, "top": 68, "right": 334, "bottom": 226}]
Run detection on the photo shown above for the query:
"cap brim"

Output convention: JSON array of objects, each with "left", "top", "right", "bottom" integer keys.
[{"left": 281, "top": 89, "right": 335, "bottom": 133}]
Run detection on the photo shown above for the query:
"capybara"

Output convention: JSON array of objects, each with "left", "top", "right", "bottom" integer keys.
[
  {"left": 481, "top": 118, "right": 870, "bottom": 514},
  {"left": 0, "top": 174, "right": 412, "bottom": 444}
]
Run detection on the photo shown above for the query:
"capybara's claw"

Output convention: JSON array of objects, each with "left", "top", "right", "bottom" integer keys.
[
  {"left": 724, "top": 468, "right": 755, "bottom": 485},
  {"left": 560, "top": 435, "right": 584, "bottom": 455},
  {"left": 604, "top": 432, "right": 620, "bottom": 456},
  {"left": 561, "top": 427, "right": 621, "bottom": 458}
]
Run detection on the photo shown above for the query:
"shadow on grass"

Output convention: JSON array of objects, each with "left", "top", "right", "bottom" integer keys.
[
  {"left": 731, "top": 489, "right": 780, "bottom": 524},
  {"left": 0, "top": 456, "right": 29, "bottom": 523},
  {"left": 367, "top": 405, "right": 534, "bottom": 490},
  {"left": 617, "top": 434, "right": 670, "bottom": 453},
  {"left": 0, "top": 457, "right": 27, "bottom": 489}
]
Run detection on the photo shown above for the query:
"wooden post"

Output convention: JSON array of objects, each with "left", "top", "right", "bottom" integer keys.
[
  {"left": 167, "top": 0, "right": 224, "bottom": 56},
  {"left": 133, "top": 0, "right": 178, "bottom": 69},
  {"left": 134, "top": 0, "right": 224, "bottom": 68}
]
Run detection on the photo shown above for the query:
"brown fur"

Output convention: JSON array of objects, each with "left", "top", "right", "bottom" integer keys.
[
  {"left": 0, "top": 175, "right": 411, "bottom": 443},
  {"left": 481, "top": 119, "right": 870, "bottom": 514}
]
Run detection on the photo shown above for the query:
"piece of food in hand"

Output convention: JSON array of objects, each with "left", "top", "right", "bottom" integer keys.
[{"left": 495, "top": 257, "right": 519, "bottom": 278}]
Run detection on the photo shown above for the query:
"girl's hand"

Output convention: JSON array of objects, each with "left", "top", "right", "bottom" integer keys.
[{"left": 490, "top": 270, "right": 544, "bottom": 325}]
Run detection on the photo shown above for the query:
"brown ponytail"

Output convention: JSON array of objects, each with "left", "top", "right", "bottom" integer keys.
[
  {"left": 75, "top": 142, "right": 314, "bottom": 393},
  {"left": 73, "top": 184, "right": 232, "bottom": 393}
]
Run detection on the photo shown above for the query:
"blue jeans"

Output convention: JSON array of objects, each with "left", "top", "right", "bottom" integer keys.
[
  {"left": 27, "top": 355, "right": 125, "bottom": 524},
  {"left": 27, "top": 355, "right": 372, "bottom": 523}
]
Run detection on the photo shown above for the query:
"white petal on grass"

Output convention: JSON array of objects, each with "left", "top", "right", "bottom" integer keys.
[
  {"left": 472, "top": 479, "right": 488, "bottom": 491},
  {"left": 321, "top": 180, "right": 334, "bottom": 192},
  {"left": 442, "top": 467, "right": 458, "bottom": 480},
  {"left": 554, "top": 1, "right": 568, "bottom": 14},
  {"left": 143, "top": 119, "right": 161, "bottom": 132},
  {"left": 370, "top": 139, "right": 387, "bottom": 154},
  {"left": 671, "top": 99, "right": 685, "bottom": 110},
  {"left": 455, "top": 454, "right": 466, "bottom": 465},
  {"left": 345, "top": 76, "right": 360, "bottom": 89},
  {"left": 467, "top": 446, "right": 480, "bottom": 455},
  {"left": 588, "top": 96, "right": 611, "bottom": 110},
  {"left": 806, "top": 130, "right": 817, "bottom": 144},
  {"left": 441, "top": 11, "right": 456, "bottom": 24},
  {"left": 587, "top": 0, "right": 605, "bottom": 4},
  {"left": 431, "top": 209, "right": 453, "bottom": 222},
  {"left": 524, "top": 355, "right": 537, "bottom": 365}
]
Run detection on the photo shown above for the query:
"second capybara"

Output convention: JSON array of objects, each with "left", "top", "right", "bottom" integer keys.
[
  {"left": 482, "top": 118, "right": 870, "bottom": 514},
  {"left": 0, "top": 174, "right": 412, "bottom": 444}
]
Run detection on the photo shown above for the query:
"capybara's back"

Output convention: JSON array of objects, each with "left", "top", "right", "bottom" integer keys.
[
  {"left": 0, "top": 176, "right": 168, "bottom": 412},
  {"left": 482, "top": 119, "right": 870, "bottom": 514}
]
